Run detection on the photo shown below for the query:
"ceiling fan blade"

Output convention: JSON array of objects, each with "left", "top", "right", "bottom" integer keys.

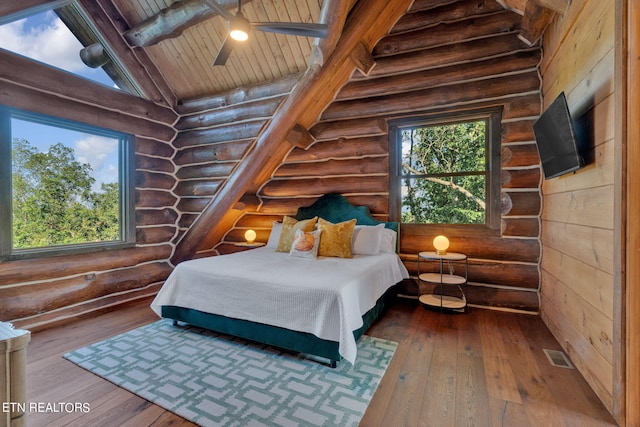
[
  {"left": 213, "top": 37, "right": 236, "bottom": 66},
  {"left": 251, "top": 22, "right": 329, "bottom": 38},
  {"left": 202, "top": 0, "right": 234, "bottom": 21}
]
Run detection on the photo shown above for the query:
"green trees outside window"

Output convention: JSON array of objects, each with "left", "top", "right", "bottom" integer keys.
[
  {"left": 391, "top": 109, "right": 501, "bottom": 228},
  {"left": 400, "top": 120, "right": 488, "bottom": 224},
  {"left": 0, "top": 108, "right": 134, "bottom": 259},
  {"left": 12, "top": 139, "right": 120, "bottom": 249}
]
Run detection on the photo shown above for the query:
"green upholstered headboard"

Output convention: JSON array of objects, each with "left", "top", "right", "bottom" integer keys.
[{"left": 294, "top": 193, "right": 400, "bottom": 249}]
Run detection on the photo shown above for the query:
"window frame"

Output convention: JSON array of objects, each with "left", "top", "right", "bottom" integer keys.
[
  {"left": 389, "top": 107, "right": 502, "bottom": 231},
  {"left": 0, "top": 106, "right": 136, "bottom": 260}
]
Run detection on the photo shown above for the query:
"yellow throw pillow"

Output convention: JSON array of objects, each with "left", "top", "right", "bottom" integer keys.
[
  {"left": 275, "top": 216, "right": 318, "bottom": 252},
  {"left": 317, "top": 218, "right": 357, "bottom": 258}
]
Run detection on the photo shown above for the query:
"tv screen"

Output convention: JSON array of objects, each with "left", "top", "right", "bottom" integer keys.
[{"left": 533, "top": 92, "right": 584, "bottom": 179}]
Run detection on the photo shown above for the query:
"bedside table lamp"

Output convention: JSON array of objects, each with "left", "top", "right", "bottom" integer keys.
[
  {"left": 433, "top": 235, "right": 449, "bottom": 255},
  {"left": 244, "top": 229, "right": 257, "bottom": 244}
]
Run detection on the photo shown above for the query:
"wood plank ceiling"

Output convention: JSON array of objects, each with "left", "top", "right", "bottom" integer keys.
[
  {"left": 0, "top": 0, "right": 568, "bottom": 106},
  {"left": 112, "top": 0, "right": 324, "bottom": 101}
]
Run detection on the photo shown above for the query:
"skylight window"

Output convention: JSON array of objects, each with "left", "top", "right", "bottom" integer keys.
[{"left": 0, "top": 3, "right": 139, "bottom": 95}]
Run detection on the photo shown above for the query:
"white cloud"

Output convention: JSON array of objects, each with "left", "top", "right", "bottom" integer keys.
[
  {"left": 75, "top": 135, "right": 119, "bottom": 186},
  {"left": 0, "top": 11, "right": 86, "bottom": 72}
]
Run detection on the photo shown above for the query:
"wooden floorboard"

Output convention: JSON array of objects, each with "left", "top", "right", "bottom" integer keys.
[{"left": 21, "top": 296, "right": 618, "bottom": 426}]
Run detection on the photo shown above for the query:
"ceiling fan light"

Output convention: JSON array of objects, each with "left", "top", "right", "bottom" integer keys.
[
  {"left": 229, "top": 14, "right": 250, "bottom": 41},
  {"left": 230, "top": 29, "right": 248, "bottom": 41}
]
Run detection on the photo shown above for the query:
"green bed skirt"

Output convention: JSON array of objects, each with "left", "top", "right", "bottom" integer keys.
[{"left": 161, "top": 291, "right": 389, "bottom": 366}]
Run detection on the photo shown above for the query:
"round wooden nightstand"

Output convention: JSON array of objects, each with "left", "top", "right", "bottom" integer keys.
[{"left": 417, "top": 251, "right": 467, "bottom": 312}]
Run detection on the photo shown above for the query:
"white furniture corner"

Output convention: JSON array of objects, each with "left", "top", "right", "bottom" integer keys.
[{"left": 1, "top": 322, "right": 31, "bottom": 427}]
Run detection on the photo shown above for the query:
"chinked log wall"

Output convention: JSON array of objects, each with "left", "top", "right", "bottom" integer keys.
[
  {"left": 171, "top": 74, "right": 302, "bottom": 242},
  {"left": 0, "top": 50, "right": 179, "bottom": 329},
  {"left": 216, "top": 0, "right": 544, "bottom": 311}
]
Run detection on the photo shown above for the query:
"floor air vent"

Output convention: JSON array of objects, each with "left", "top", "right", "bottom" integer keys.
[{"left": 543, "top": 349, "right": 574, "bottom": 369}]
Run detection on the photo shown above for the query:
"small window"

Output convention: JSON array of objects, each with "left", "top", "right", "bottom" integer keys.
[
  {"left": 390, "top": 109, "right": 501, "bottom": 228},
  {"left": 0, "top": 108, "right": 135, "bottom": 259},
  {"left": 0, "top": 2, "right": 141, "bottom": 95}
]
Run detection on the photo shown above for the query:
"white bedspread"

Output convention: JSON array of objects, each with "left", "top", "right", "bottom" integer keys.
[{"left": 151, "top": 247, "right": 409, "bottom": 364}]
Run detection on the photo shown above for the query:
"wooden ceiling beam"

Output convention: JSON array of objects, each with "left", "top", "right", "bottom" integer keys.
[
  {"left": 79, "top": 43, "right": 110, "bottom": 68},
  {"left": 123, "top": 0, "right": 250, "bottom": 48},
  {"left": 518, "top": 0, "right": 556, "bottom": 46},
  {"left": 171, "top": 0, "right": 414, "bottom": 263},
  {"left": 497, "top": 0, "right": 568, "bottom": 47}
]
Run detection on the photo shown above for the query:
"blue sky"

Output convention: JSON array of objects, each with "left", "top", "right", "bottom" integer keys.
[{"left": 1, "top": 8, "right": 121, "bottom": 189}]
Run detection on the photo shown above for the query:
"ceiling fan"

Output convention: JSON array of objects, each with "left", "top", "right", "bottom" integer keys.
[{"left": 203, "top": 0, "right": 329, "bottom": 66}]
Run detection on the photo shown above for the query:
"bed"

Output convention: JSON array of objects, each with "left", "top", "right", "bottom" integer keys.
[{"left": 151, "top": 194, "right": 409, "bottom": 366}]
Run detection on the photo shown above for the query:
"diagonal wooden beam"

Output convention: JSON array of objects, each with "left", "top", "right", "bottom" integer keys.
[
  {"left": 311, "top": 0, "right": 359, "bottom": 64},
  {"left": 171, "top": 0, "right": 414, "bottom": 264}
]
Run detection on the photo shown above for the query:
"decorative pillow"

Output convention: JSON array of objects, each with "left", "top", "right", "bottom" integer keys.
[
  {"left": 289, "top": 229, "right": 321, "bottom": 258},
  {"left": 352, "top": 223, "right": 385, "bottom": 255},
  {"left": 275, "top": 216, "right": 318, "bottom": 252},
  {"left": 266, "top": 221, "right": 283, "bottom": 248},
  {"left": 379, "top": 228, "right": 397, "bottom": 253},
  {"left": 317, "top": 218, "right": 357, "bottom": 258}
]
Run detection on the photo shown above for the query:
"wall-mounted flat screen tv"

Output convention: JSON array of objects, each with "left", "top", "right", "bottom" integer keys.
[{"left": 533, "top": 91, "right": 585, "bottom": 179}]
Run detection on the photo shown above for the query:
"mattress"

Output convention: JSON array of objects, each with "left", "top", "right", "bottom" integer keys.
[{"left": 151, "top": 247, "right": 409, "bottom": 364}]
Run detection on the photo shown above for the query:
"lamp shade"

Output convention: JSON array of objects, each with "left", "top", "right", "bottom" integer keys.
[
  {"left": 244, "top": 229, "right": 257, "bottom": 243},
  {"left": 433, "top": 235, "right": 449, "bottom": 255}
]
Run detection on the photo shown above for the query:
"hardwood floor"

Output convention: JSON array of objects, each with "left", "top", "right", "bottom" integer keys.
[{"left": 22, "top": 297, "right": 617, "bottom": 427}]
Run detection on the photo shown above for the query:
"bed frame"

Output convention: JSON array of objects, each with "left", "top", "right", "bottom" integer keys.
[{"left": 162, "top": 193, "right": 400, "bottom": 367}]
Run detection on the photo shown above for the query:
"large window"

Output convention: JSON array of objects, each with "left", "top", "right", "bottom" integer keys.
[
  {"left": 390, "top": 109, "right": 501, "bottom": 229},
  {"left": 0, "top": 108, "right": 135, "bottom": 259}
]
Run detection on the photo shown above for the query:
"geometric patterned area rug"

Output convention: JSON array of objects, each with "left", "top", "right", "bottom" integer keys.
[{"left": 64, "top": 319, "right": 397, "bottom": 427}]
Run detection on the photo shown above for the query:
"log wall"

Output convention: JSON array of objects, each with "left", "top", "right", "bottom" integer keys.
[
  {"left": 0, "top": 50, "right": 179, "bottom": 330},
  {"left": 214, "top": 0, "right": 544, "bottom": 312},
  {"left": 537, "top": 0, "right": 619, "bottom": 418},
  {"left": 0, "top": 0, "right": 624, "bottom": 417},
  {"left": 170, "top": 75, "right": 301, "bottom": 239}
]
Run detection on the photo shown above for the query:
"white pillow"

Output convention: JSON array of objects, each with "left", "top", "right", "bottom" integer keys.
[
  {"left": 289, "top": 229, "right": 321, "bottom": 259},
  {"left": 379, "top": 228, "right": 397, "bottom": 253},
  {"left": 266, "top": 221, "right": 282, "bottom": 248},
  {"left": 351, "top": 224, "right": 385, "bottom": 255}
]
